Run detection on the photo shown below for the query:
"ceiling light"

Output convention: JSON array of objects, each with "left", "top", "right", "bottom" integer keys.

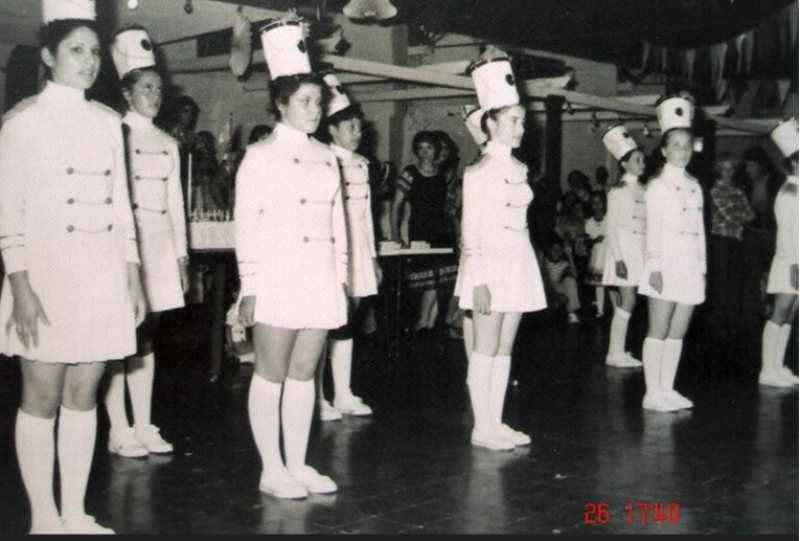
[{"left": 343, "top": 0, "right": 397, "bottom": 21}]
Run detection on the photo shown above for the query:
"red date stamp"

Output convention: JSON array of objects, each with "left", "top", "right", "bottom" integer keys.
[{"left": 584, "top": 502, "right": 682, "bottom": 525}]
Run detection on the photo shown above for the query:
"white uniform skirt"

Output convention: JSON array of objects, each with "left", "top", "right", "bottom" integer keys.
[
  {"left": 457, "top": 242, "right": 547, "bottom": 314},
  {"left": 347, "top": 221, "right": 378, "bottom": 298},
  {"left": 253, "top": 240, "right": 347, "bottom": 330},
  {"left": 767, "top": 256, "right": 798, "bottom": 295},
  {"left": 138, "top": 226, "right": 185, "bottom": 313},
  {"left": 0, "top": 234, "right": 136, "bottom": 364},
  {"left": 638, "top": 256, "right": 705, "bottom": 306},
  {"left": 602, "top": 239, "right": 645, "bottom": 287}
]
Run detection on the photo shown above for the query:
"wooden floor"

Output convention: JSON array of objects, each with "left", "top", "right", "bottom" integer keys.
[{"left": 0, "top": 303, "right": 797, "bottom": 535}]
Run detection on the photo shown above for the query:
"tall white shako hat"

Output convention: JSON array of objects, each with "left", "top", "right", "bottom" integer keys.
[
  {"left": 770, "top": 117, "right": 799, "bottom": 158},
  {"left": 112, "top": 27, "right": 156, "bottom": 80},
  {"left": 656, "top": 95, "right": 694, "bottom": 133},
  {"left": 43, "top": 0, "right": 96, "bottom": 23},
  {"left": 324, "top": 73, "right": 352, "bottom": 117},
  {"left": 462, "top": 105, "right": 487, "bottom": 147},
  {"left": 602, "top": 123, "right": 639, "bottom": 161},
  {"left": 260, "top": 13, "right": 311, "bottom": 79},
  {"left": 467, "top": 47, "right": 520, "bottom": 111}
]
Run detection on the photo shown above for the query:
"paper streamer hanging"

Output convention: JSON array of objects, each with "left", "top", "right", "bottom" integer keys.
[{"left": 230, "top": 7, "right": 252, "bottom": 77}]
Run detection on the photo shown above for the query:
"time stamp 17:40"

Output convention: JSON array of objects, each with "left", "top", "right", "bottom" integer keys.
[{"left": 584, "top": 502, "right": 682, "bottom": 525}]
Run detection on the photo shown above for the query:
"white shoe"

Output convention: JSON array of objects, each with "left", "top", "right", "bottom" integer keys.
[
  {"left": 778, "top": 366, "right": 800, "bottom": 385},
  {"left": 288, "top": 465, "right": 338, "bottom": 494},
  {"left": 259, "top": 469, "right": 309, "bottom": 499},
  {"left": 623, "top": 352, "right": 643, "bottom": 367},
  {"left": 471, "top": 429, "right": 515, "bottom": 451},
  {"left": 567, "top": 313, "right": 580, "bottom": 324},
  {"left": 499, "top": 424, "right": 531, "bottom": 446},
  {"left": 759, "top": 371, "right": 796, "bottom": 388},
  {"left": 663, "top": 390, "right": 693, "bottom": 409},
  {"left": 334, "top": 395, "right": 373, "bottom": 416},
  {"left": 30, "top": 520, "right": 69, "bottom": 535},
  {"left": 319, "top": 400, "right": 343, "bottom": 422},
  {"left": 61, "top": 515, "right": 115, "bottom": 535},
  {"left": 135, "top": 425, "right": 174, "bottom": 454},
  {"left": 605, "top": 353, "right": 641, "bottom": 368},
  {"left": 642, "top": 394, "right": 681, "bottom": 412},
  {"left": 108, "top": 427, "right": 148, "bottom": 458}
]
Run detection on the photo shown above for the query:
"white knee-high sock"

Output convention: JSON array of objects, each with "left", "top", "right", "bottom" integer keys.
[
  {"left": 761, "top": 321, "right": 780, "bottom": 374},
  {"left": 104, "top": 361, "right": 130, "bottom": 431},
  {"left": 489, "top": 356, "right": 511, "bottom": 429},
  {"left": 249, "top": 374, "right": 285, "bottom": 475},
  {"left": 16, "top": 411, "right": 60, "bottom": 530},
  {"left": 467, "top": 352, "right": 494, "bottom": 434},
  {"left": 660, "top": 339, "right": 683, "bottom": 393},
  {"left": 595, "top": 287, "right": 606, "bottom": 315},
  {"left": 127, "top": 353, "right": 155, "bottom": 428},
  {"left": 331, "top": 339, "right": 354, "bottom": 400},
  {"left": 774, "top": 324, "right": 793, "bottom": 372},
  {"left": 58, "top": 406, "right": 97, "bottom": 520},
  {"left": 608, "top": 308, "right": 631, "bottom": 357},
  {"left": 282, "top": 378, "right": 315, "bottom": 471},
  {"left": 642, "top": 338, "right": 665, "bottom": 396},
  {"left": 463, "top": 317, "right": 474, "bottom": 363}
]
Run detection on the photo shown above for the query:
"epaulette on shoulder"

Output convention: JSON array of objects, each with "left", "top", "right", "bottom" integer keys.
[
  {"left": 248, "top": 132, "right": 277, "bottom": 150},
  {"left": 466, "top": 153, "right": 490, "bottom": 171},
  {"left": 2, "top": 96, "right": 39, "bottom": 124},
  {"left": 88, "top": 100, "right": 122, "bottom": 120}
]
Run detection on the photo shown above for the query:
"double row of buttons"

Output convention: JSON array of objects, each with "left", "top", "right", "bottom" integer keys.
[
  {"left": 132, "top": 204, "right": 168, "bottom": 215},
  {"left": 135, "top": 149, "right": 169, "bottom": 156},
  {"left": 302, "top": 236, "right": 335, "bottom": 244},
  {"left": 292, "top": 158, "right": 334, "bottom": 167},
  {"left": 299, "top": 198, "right": 334, "bottom": 206},
  {"left": 66, "top": 224, "right": 114, "bottom": 233},
  {"left": 66, "top": 168, "right": 111, "bottom": 177},
  {"left": 67, "top": 197, "right": 113, "bottom": 206}
]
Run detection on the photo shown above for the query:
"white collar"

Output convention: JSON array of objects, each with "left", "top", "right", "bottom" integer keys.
[
  {"left": 274, "top": 122, "right": 310, "bottom": 145},
  {"left": 621, "top": 173, "right": 639, "bottom": 186},
  {"left": 124, "top": 110, "right": 155, "bottom": 131},
  {"left": 662, "top": 162, "right": 687, "bottom": 183},
  {"left": 331, "top": 144, "right": 356, "bottom": 159},
  {"left": 41, "top": 81, "right": 86, "bottom": 107},
  {"left": 486, "top": 141, "right": 512, "bottom": 158}
]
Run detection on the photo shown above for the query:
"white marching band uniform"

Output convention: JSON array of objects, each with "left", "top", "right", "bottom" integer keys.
[
  {"left": 0, "top": 82, "right": 139, "bottom": 363},
  {"left": 766, "top": 174, "right": 798, "bottom": 295},
  {"left": 124, "top": 111, "right": 187, "bottom": 312},
  {"left": 602, "top": 174, "right": 647, "bottom": 287}
]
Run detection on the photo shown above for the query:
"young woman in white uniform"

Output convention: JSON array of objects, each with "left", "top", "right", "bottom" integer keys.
[
  {"left": 458, "top": 51, "right": 547, "bottom": 450},
  {"left": 600, "top": 124, "right": 647, "bottom": 368},
  {"left": 104, "top": 26, "right": 188, "bottom": 458},
  {"left": 759, "top": 118, "right": 799, "bottom": 387},
  {"left": 638, "top": 96, "right": 706, "bottom": 412},
  {"left": 237, "top": 17, "right": 346, "bottom": 499},
  {"left": 316, "top": 74, "right": 379, "bottom": 421},
  {"left": 0, "top": 2, "right": 146, "bottom": 533}
]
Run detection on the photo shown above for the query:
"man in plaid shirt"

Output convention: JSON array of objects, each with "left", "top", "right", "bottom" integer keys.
[{"left": 710, "top": 154, "right": 755, "bottom": 328}]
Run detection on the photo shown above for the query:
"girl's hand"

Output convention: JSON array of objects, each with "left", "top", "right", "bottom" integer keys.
[
  {"left": 239, "top": 295, "right": 256, "bottom": 328},
  {"left": 179, "top": 258, "right": 190, "bottom": 294},
  {"left": 6, "top": 274, "right": 50, "bottom": 349},
  {"left": 649, "top": 271, "right": 664, "bottom": 294},
  {"left": 128, "top": 264, "right": 148, "bottom": 327},
  {"left": 375, "top": 262, "right": 383, "bottom": 287},
  {"left": 615, "top": 260, "right": 628, "bottom": 280},
  {"left": 473, "top": 285, "right": 491, "bottom": 315}
]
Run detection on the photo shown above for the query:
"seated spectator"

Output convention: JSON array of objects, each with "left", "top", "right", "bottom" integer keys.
[{"left": 544, "top": 238, "right": 581, "bottom": 324}]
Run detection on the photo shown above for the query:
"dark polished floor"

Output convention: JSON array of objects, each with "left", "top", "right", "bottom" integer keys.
[{"left": 0, "top": 303, "right": 797, "bottom": 535}]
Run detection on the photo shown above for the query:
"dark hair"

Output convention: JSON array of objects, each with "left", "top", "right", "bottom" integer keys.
[
  {"left": 432, "top": 130, "right": 460, "bottom": 172},
  {"left": 567, "top": 169, "right": 591, "bottom": 190},
  {"left": 742, "top": 146, "right": 774, "bottom": 174},
  {"left": 269, "top": 73, "right": 326, "bottom": 120},
  {"left": 412, "top": 131, "right": 441, "bottom": 160},
  {"left": 248, "top": 124, "right": 272, "bottom": 145},
  {"left": 326, "top": 104, "right": 363, "bottom": 128},
  {"left": 595, "top": 166, "right": 609, "bottom": 183},
  {"left": 41, "top": 19, "right": 99, "bottom": 55},
  {"left": 120, "top": 67, "right": 161, "bottom": 95}
]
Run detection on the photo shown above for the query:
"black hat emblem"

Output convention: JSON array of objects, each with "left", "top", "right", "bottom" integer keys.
[
  {"left": 506, "top": 73, "right": 515, "bottom": 86},
  {"left": 298, "top": 41, "right": 307, "bottom": 53},
  {"left": 335, "top": 85, "right": 344, "bottom": 95},
  {"left": 676, "top": 107, "right": 684, "bottom": 117},
  {"left": 622, "top": 132, "right": 631, "bottom": 139},
  {"left": 141, "top": 39, "right": 152, "bottom": 52}
]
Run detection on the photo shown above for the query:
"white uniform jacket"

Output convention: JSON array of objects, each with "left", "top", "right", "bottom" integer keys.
[
  {"left": 124, "top": 111, "right": 187, "bottom": 312},
  {"left": 638, "top": 163, "right": 707, "bottom": 305},
  {"left": 236, "top": 122, "right": 348, "bottom": 329},
  {"left": 0, "top": 82, "right": 139, "bottom": 363},
  {"left": 457, "top": 141, "right": 546, "bottom": 313},
  {"left": 332, "top": 144, "right": 378, "bottom": 298},
  {"left": 602, "top": 175, "right": 647, "bottom": 287},
  {"left": 767, "top": 175, "right": 798, "bottom": 294}
]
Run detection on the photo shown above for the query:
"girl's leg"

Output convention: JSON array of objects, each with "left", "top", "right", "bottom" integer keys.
[
  {"left": 761, "top": 294, "right": 800, "bottom": 386},
  {"left": 606, "top": 287, "right": 641, "bottom": 367},
  {"left": 469, "top": 312, "right": 513, "bottom": 450},
  {"left": 18, "top": 359, "right": 67, "bottom": 534},
  {"left": 595, "top": 286, "right": 606, "bottom": 317},
  {"left": 417, "top": 290, "right": 437, "bottom": 330},
  {"left": 60, "top": 362, "right": 113, "bottom": 534},
  {"left": 660, "top": 304, "right": 696, "bottom": 408},
  {"left": 642, "top": 298, "right": 680, "bottom": 412},
  {"left": 284, "top": 329, "right": 337, "bottom": 493},
  {"left": 331, "top": 298, "right": 370, "bottom": 415},
  {"left": 463, "top": 312, "right": 474, "bottom": 362},
  {"left": 491, "top": 313, "right": 529, "bottom": 445},
  {"left": 563, "top": 276, "right": 581, "bottom": 321},
  {"left": 250, "top": 325, "right": 306, "bottom": 499}
]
